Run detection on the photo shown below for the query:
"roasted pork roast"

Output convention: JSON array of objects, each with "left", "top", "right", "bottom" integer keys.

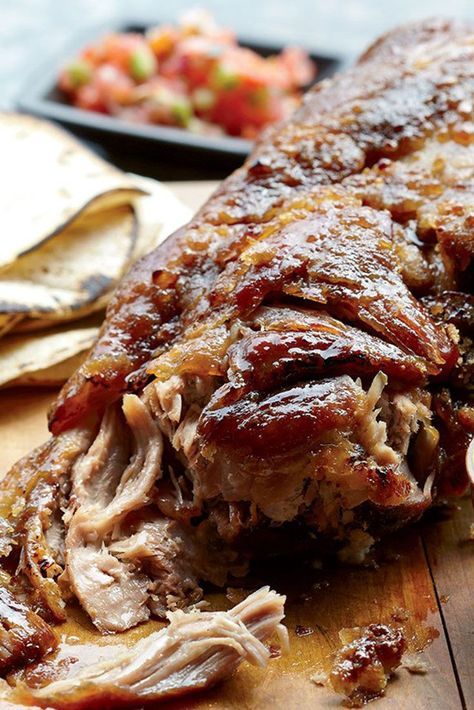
[{"left": 1, "top": 16, "right": 473, "bottom": 704}]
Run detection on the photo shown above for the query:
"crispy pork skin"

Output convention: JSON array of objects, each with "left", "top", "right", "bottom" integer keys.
[
  {"left": 48, "top": 18, "right": 474, "bottom": 433},
  {"left": 328, "top": 624, "right": 406, "bottom": 705},
  {"left": 0, "top": 18, "right": 473, "bottom": 698},
  {"left": 20, "top": 587, "right": 286, "bottom": 709},
  {"left": 0, "top": 430, "right": 93, "bottom": 622},
  {"left": 0, "top": 588, "right": 57, "bottom": 675}
]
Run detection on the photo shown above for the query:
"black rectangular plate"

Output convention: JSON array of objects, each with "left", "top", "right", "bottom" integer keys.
[{"left": 17, "top": 21, "right": 343, "bottom": 171}]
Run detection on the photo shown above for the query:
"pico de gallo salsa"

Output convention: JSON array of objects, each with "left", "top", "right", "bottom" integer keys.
[{"left": 58, "top": 10, "right": 316, "bottom": 139}]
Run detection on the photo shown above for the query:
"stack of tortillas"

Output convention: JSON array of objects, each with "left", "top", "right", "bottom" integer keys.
[{"left": 0, "top": 113, "right": 191, "bottom": 387}]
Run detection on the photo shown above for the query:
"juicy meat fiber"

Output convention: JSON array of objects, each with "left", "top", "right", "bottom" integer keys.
[
  {"left": 1, "top": 16, "right": 474, "bottom": 705},
  {"left": 20, "top": 587, "right": 286, "bottom": 709},
  {"left": 64, "top": 396, "right": 163, "bottom": 632}
]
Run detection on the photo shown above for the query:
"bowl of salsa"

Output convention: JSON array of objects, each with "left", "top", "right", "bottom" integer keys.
[
  {"left": 18, "top": 10, "right": 341, "bottom": 167},
  {"left": 58, "top": 10, "right": 317, "bottom": 140}
]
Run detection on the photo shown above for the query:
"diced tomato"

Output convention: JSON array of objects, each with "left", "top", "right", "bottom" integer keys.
[
  {"left": 278, "top": 46, "right": 316, "bottom": 87},
  {"left": 94, "top": 64, "right": 134, "bottom": 106},
  {"left": 160, "top": 36, "right": 228, "bottom": 87},
  {"left": 74, "top": 84, "right": 107, "bottom": 113},
  {"left": 208, "top": 86, "right": 285, "bottom": 137},
  {"left": 81, "top": 44, "right": 105, "bottom": 67},
  {"left": 101, "top": 33, "right": 143, "bottom": 69}
]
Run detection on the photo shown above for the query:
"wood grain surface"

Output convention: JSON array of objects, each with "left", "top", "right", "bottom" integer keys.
[{"left": 0, "top": 182, "right": 472, "bottom": 710}]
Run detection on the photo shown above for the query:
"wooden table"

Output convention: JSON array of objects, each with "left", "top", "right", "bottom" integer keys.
[{"left": 0, "top": 183, "right": 472, "bottom": 710}]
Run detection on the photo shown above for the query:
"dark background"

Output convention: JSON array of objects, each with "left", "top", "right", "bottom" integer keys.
[{"left": 2, "top": 0, "right": 474, "bottom": 179}]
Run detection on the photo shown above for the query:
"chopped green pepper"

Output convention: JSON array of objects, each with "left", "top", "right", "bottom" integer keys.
[
  {"left": 171, "top": 97, "right": 193, "bottom": 127},
  {"left": 130, "top": 47, "right": 157, "bottom": 82},
  {"left": 66, "top": 60, "right": 92, "bottom": 87},
  {"left": 212, "top": 63, "right": 240, "bottom": 90}
]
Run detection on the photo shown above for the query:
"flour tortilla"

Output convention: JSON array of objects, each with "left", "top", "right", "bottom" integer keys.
[
  {"left": 11, "top": 295, "right": 109, "bottom": 333},
  {"left": 8, "top": 352, "right": 89, "bottom": 387},
  {"left": 0, "top": 325, "right": 98, "bottom": 387},
  {"left": 7, "top": 176, "right": 190, "bottom": 331},
  {"left": 0, "top": 113, "right": 145, "bottom": 268},
  {"left": 0, "top": 205, "right": 136, "bottom": 317}
]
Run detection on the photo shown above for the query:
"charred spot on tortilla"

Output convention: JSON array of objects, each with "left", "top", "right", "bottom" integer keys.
[
  {"left": 0, "top": 206, "right": 137, "bottom": 318},
  {"left": 79, "top": 275, "right": 114, "bottom": 306},
  {"left": 14, "top": 188, "right": 144, "bottom": 263},
  {"left": 0, "top": 300, "right": 32, "bottom": 314}
]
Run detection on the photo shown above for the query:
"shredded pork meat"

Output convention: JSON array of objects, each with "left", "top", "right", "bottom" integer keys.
[
  {"left": 64, "top": 396, "right": 163, "bottom": 632},
  {"left": 20, "top": 587, "right": 286, "bottom": 709}
]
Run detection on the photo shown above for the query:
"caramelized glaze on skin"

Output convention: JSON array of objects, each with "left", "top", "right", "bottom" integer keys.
[
  {"left": 199, "top": 377, "right": 362, "bottom": 454},
  {"left": 0, "top": 588, "right": 57, "bottom": 674},
  {"left": 227, "top": 313, "right": 431, "bottom": 391},
  {"left": 49, "top": 17, "right": 474, "bottom": 434},
  {"left": 0, "top": 430, "right": 93, "bottom": 624},
  {"left": 329, "top": 624, "right": 406, "bottom": 706}
]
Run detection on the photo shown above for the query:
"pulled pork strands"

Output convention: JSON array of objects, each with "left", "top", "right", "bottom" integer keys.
[
  {"left": 0, "top": 16, "right": 474, "bottom": 701},
  {"left": 18, "top": 587, "right": 287, "bottom": 709}
]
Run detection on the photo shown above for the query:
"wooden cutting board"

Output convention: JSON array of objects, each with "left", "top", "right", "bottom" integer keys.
[{"left": 0, "top": 182, "right": 472, "bottom": 710}]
